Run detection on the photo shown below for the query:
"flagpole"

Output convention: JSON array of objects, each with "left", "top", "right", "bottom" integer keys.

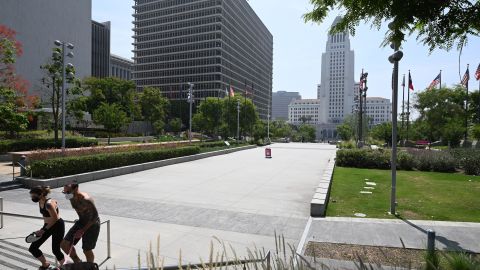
[
  {"left": 406, "top": 70, "right": 411, "bottom": 142},
  {"left": 439, "top": 70, "right": 442, "bottom": 89},
  {"left": 401, "top": 74, "right": 405, "bottom": 131},
  {"left": 465, "top": 64, "right": 469, "bottom": 143}
]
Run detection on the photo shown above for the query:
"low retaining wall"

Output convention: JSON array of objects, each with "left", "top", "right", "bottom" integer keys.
[
  {"left": 310, "top": 153, "right": 336, "bottom": 217},
  {"left": 0, "top": 154, "right": 11, "bottom": 162},
  {"left": 17, "top": 145, "right": 256, "bottom": 188},
  {"left": 97, "top": 136, "right": 155, "bottom": 143}
]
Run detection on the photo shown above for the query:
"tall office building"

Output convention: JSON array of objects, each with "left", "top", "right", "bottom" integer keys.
[
  {"left": 272, "top": 91, "right": 301, "bottom": 120},
  {"left": 317, "top": 16, "right": 355, "bottom": 126},
  {"left": 0, "top": 0, "right": 92, "bottom": 97},
  {"left": 111, "top": 54, "right": 134, "bottom": 80},
  {"left": 132, "top": 0, "right": 273, "bottom": 119},
  {"left": 92, "top": 20, "right": 111, "bottom": 78}
]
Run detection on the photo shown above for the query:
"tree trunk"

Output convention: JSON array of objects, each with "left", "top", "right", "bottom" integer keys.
[{"left": 108, "top": 133, "right": 111, "bottom": 145}]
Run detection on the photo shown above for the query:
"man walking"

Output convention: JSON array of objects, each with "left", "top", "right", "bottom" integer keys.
[{"left": 61, "top": 182, "right": 100, "bottom": 263}]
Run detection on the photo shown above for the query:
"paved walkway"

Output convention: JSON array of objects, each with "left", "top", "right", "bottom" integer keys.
[
  {"left": 0, "top": 162, "right": 17, "bottom": 183},
  {"left": 0, "top": 143, "right": 336, "bottom": 269},
  {"left": 303, "top": 217, "right": 480, "bottom": 253}
]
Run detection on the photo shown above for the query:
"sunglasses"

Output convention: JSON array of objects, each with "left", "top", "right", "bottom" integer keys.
[{"left": 62, "top": 190, "right": 73, "bottom": 194}]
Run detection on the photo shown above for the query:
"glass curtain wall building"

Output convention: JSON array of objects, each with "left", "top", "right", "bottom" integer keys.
[{"left": 132, "top": 0, "right": 273, "bottom": 118}]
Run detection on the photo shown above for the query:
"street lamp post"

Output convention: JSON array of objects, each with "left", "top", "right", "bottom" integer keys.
[
  {"left": 387, "top": 23, "right": 404, "bottom": 215},
  {"left": 187, "top": 83, "right": 194, "bottom": 143},
  {"left": 267, "top": 104, "right": 270, "bottom": 143},
  {"left": 237, "top": 100, "right": 240, "bottom": 143},
  {"left": 54, "top": 40, "right": 74, "bottom": 152}
]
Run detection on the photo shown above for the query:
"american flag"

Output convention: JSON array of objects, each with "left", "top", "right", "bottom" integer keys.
[
  {"left": 475, "top": 63, "right": 480, "bottom": 81},
  {"left": 428, "top": 73, "right": 441, "bottom": 90},
  {"left": 359, "top": 72, "right": 365, "bottom": 91},
  {"left": 229, "top": 85, "right": 235, "bottom": 97},
  {"left": 461, "top": 66, "right": 470, "bottom": 87},
  {"left": 408, "top": 72, "right": 414, "bottom": 91}
]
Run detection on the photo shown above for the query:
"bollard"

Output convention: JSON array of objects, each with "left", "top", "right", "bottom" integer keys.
[
  {"left": 427, "top": 229, "right": 436, "bottom": 255},
  {"left": 19, "top": 155, "right": 27, "bottom": 176}
]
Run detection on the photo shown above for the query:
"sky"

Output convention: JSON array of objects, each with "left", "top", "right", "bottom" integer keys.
[{"left": 92, "top": 0, "right": 480, "bottom": 104}]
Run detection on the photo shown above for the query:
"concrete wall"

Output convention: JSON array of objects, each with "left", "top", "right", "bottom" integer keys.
[{"left": 0, "top": 0, "right": 92, "bottom": 99}]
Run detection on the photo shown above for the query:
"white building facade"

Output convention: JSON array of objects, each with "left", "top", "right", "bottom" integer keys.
[
  {"left": 317, "top": 16, "right": 355, "bottom": 125},
  {"left": 365, "top": 97, "right": 392, "bottom": 126},
  {"left": 288, "top": 99, "right": 322, "bottom": 125}
]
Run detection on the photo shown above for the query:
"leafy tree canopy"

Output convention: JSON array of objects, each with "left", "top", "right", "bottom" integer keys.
[{"left": 304, "top": 0, "right": 480, "bottom": 51}]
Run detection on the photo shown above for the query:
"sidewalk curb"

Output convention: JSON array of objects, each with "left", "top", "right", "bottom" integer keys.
[
  {"left": 310, "top": 152, "right": 336, "bottom": 217},
  {"left": 16, "top": 145, "right": 256, "bottom": 188}
]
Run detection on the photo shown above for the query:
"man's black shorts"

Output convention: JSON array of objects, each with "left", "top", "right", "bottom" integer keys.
[{"left": 64, "top": 218, "right": 100, "bottom": 251}]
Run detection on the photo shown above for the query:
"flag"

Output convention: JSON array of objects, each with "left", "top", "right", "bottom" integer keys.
[
  {"left": 428, "top": 73, "right": 441, "bottom": 90},
  {"left": 475, "top": 63, "right": 480, "bottom": 81},
  {"left": 401, "top": 75, "right": 405, "bottom": 87},
  {"left": 225, "top": 86, "right": 229, "bottom": 97},
  {"left": 408, "top": 72, "right": 414, "bottom": 91},
  {"left": 229, "top": 85, "right": 235, "bottom": 97},
  {"left": 461, "top": 67, "right": 470, "bottom": 87},
  {"left": 359, "top": 72, "right": 365, "bottom": 91}
]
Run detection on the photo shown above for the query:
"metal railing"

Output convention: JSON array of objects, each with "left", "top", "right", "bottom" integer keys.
[
  {"left": 0, "top": 197, "right": 111, "bottom": 267},
  {"left": 12, "top": 160, "right": 32, "bottom": 180},
  {"left": 129, "top": 250, "right": 271, "bottom": 270}
]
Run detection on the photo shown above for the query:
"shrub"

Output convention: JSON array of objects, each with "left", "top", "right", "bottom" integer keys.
[
  {"left": 336, "top": 149, "right": 390, "bottom": 169},
  {"left": 429, "top": 151, "right": 456, "bottom": 173},
  {"left": 463, "top": 153, "right": 480, "bottom": 175},
  {"left": 412, "top": 150, "right": 433, "bottom": 171},
  {"left": 409, "top": 150, "right": 457, "bottom": 172},
  {"left": 27, "top": 141, "right": 190, "bottom": 162},
  {"left": 397, "top": 151, "right": 415, "bottom": 170},
  {"left": 0, "top": 137, "right": 98, "bottom": 153},
  {"left": 30, "top": 146, "right": 200, "bottom": 179},
  {"left": 338, "top": 140, "right": 356, "bottom": 149}
]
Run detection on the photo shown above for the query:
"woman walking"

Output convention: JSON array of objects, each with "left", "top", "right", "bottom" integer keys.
[{"left": 29, "top": 186, "right": 65, "bottom": 269}]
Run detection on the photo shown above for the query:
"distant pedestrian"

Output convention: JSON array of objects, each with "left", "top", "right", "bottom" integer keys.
[
  {"left": 29, "top": 186, "right": 66, "bottom": 269},
  {"left": 61, "top": 182, "right": 100, "bottom": 263}
]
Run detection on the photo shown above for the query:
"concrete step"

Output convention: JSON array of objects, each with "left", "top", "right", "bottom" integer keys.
[
  {"left": 0, "top": 240, "right": 57, "bottom": 270},
  {"left": 0, "top": 181, "right": 24, "bottom": 192}
]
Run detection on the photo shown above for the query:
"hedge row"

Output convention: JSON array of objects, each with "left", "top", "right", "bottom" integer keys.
[
  {"left": 336, "top": 149, "right": 480, "bottom": 175},
  {"left": 30, "top": 146, "right": 200, "bottom": 179},
  {"left": 0, "top": 137, "right": 98, "bottom": 153}
]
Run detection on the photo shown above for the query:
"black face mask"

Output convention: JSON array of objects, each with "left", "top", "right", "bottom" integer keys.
[{"left": 31, "top": 197, "right": 40, "bottom": 203}]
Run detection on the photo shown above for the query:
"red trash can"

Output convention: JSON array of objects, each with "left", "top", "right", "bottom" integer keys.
[{"left": 265, "top": 147, "right": 272, "bottom": 159}]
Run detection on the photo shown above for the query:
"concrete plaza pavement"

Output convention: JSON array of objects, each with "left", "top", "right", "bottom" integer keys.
[
  {"left": 303, "top": 217, "right": 480, "bottom": 253},
  {"left": 0, "top": 143, "right": 336, "bottom": 269}
]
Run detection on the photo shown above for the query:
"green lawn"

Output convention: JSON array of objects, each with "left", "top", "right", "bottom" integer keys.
[{"left": 327, "top": 167, "right": 480, "bottom": 222}]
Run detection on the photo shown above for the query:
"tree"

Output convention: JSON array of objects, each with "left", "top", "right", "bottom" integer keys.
[
  {"left": 253, "top": 120, "right": 267, "bottom": 142},
  {"left": 93, "top": 103, "right": 129, "bottom": 144},
  {"left": 414, "top": 86, "right": 466, "bottom": 144},
  {"left": 472, "top": 124, "right": 480, "bottom": 140},
  {"left": 0, "top": 25, "right": 36, "bottom": 136},
  {"left": 40, "top": 47, "right": 77, "bottom": 143},
  {"left": 222, "top": 96, "right": 259, "bottom": 139},
  {"left": 337, "top": 122, "right": 353, "bottom": 141},
  {"left": 82, "top": 77, "right": 140, "bottom": 119},
  {"left": 298, "top": 124, "right": 317, "bottom": 143},
  {"left": 304, "top": 0, "right": 480, "bottom": 52},
  {"left": 138, "top": 87, "right": 169, "bottom": 134},
  {"left": 192, "top": 98, "right": 223, "bottom": 137},
  {"left": 271, "top": 120, "right": 293, "bottom": 139},
  {"left": 153, "top": 120, "right": 165, "bottom": 136},
  {"left": 370, "top": 122, "right": 393, "bottom": 146},
  {"left": 168, "top": 118, "right": 182, "bottom": 136}
]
